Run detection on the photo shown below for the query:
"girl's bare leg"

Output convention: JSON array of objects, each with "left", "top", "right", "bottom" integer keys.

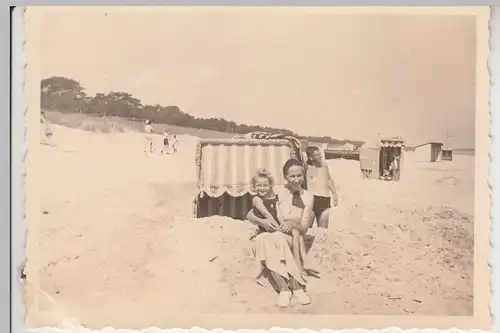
[
  {"left": 299, "top": 233, "right": 307, "bottom": 259},
  {"left": 291, "top": 229, "right": 306, "bottom": 274}
]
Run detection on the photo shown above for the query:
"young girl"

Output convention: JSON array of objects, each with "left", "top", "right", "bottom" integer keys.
[{"left": 250, "top": 168, "right": 307, "bottom": 275}]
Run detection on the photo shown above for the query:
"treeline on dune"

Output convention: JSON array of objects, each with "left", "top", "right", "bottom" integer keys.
[{"left": 41, "top": 76, "right": 364, "bottom": 146}]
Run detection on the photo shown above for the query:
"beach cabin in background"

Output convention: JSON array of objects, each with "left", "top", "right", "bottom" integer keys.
[
  {"left": 327, "top": 142, "right": 345, "bottom": 151},
  {"left": 441, "top": 147, "right": 453, "bottom": 161},
  {"left": 341, "top": 142, "right": 356, "bottom": 151},
  {"left": 359, "top": 137, "right": 405, "bottom": 181},
  {"left": 324, "top": 142, "right": 360, "bottom": 161},
  {"left": 306, "top": 141, "right": 328, "bottom": 155},
  {"left": 193, "top": 136, "right": 304, "bottom": 220},
  {"left": 413, "top": 142, "right": 443, "bottom": 162}
]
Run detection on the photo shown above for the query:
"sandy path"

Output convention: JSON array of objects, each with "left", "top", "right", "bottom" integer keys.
[{"left": 25, "top": 126, "right": 474, "bottom": 329}]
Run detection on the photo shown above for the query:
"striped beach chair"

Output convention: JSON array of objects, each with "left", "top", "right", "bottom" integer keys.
[{"left": 193, "top": 132, "right": 306, "bottom": 220}]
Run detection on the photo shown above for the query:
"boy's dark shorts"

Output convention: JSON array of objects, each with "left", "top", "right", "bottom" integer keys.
[
  {"left": 163, "top": 138, "right": 169, "bottom": 145},
  {"left": 313, "top": 195, "right": 331, "bottom": 221}
]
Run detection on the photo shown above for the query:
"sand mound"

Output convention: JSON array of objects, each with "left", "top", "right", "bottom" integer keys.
[
  {"left": 432, "top": 175, "right": 460, "bottom": 186},
  {"left": 25, "top": 125, "right": 475, "bottom": 329}
]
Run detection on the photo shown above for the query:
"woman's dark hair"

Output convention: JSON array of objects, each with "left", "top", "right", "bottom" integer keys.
[{"left": 282, "top": 158, "right": 303, "bottom": 177}]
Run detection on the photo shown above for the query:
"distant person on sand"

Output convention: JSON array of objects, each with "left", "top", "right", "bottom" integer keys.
[
  {"left": 247, "top": 159, "right": 317, "bottom": 308},
  {"left": 250, "top": 168, "right": 308, "bottom": 277},
  {"left": 170, "top": 134, "right": 179, "bottom": 153},
  {"left": 390, "top": 154, "right": 400, "bottom": 181},
  {"left": 305, "top": 146, "right": 339, "bottom": 228},
  {"left": 161, "top": 130, "right": 170, "bottom": 154},
  {"left": 144, "top": 120, "right": 153, "bottom": 153},
  {"left": 40, "top": 111, "right": 54, "bottom": 145}
]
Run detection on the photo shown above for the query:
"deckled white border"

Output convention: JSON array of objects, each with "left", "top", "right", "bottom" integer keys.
[
  {"left": 12, "top": 6, "right": 27, "bottom": 333},
  {"left": 11, "top": 5, "right": 499, "bottom": 333},
  {"left": 488, "top": 5, "right": 499, "bottom": 333}
]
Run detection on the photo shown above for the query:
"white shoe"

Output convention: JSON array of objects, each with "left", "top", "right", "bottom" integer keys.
[
  {"left": 277, "top": 290, "right": 292, "bottom": 308},
  {"left": 293, "top": 289, "right": 311, "bottom": 305}
]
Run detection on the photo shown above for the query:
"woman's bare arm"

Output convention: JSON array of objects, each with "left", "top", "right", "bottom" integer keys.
[
  {"left": 247, "top": 210, "right": 276, "bottom": 232},
  {"left": 298, "top": 194, "right": 315, "bottom": 234}
]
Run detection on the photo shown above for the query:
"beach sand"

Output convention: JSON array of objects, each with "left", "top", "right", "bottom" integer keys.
[{"left": 24, "top": 125, "right": 474, "bottom": 329}]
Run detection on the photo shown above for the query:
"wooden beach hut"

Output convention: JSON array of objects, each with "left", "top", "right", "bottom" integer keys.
[
  {"left": 413, "top": 142, "right": 444, "bottom": 162},
  {"left": 441, "top": 148, "right": 453, "bottom": 161},
  {"left": 359, "top": 137, "right": 405, "bottom": 181}
]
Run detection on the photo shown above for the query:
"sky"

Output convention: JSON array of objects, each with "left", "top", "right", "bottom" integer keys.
[{"left": 39, "top": 8, "right": 477, "bottom": 148}]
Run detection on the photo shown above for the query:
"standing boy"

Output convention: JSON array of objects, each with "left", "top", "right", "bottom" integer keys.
[{"left": 305, "top": 146, "right": 339, "bottom": 228}]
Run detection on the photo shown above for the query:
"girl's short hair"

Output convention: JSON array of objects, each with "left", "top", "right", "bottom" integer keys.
[
  {"left": 250, "top": 168, "right": 275, "bottom": 191},
  {"left": 282, "top": 158, "right": 303, "bottom": 177}
]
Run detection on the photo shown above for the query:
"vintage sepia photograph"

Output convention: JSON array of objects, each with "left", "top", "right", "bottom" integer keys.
[{"left": 22, "top": 6, "right": 491, "bottom": 331}]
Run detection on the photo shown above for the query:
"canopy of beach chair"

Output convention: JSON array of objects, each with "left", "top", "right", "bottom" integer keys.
[{"left": 195, "top": 137, "right": 300, "bottom": 198}]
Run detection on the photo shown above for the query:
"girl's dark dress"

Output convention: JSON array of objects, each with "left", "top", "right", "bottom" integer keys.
[{"left": 252, "top": 195, "right": 280, "bottom": 233}]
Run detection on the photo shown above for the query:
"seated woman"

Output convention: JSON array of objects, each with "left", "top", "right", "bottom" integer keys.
[{"left": 247, "top": 158, "right": 316, "bottom": 308}]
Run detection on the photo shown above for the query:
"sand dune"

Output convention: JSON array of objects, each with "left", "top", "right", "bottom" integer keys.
[{"left": 25, "top": 125, "right": 474, "bottom": 329}]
